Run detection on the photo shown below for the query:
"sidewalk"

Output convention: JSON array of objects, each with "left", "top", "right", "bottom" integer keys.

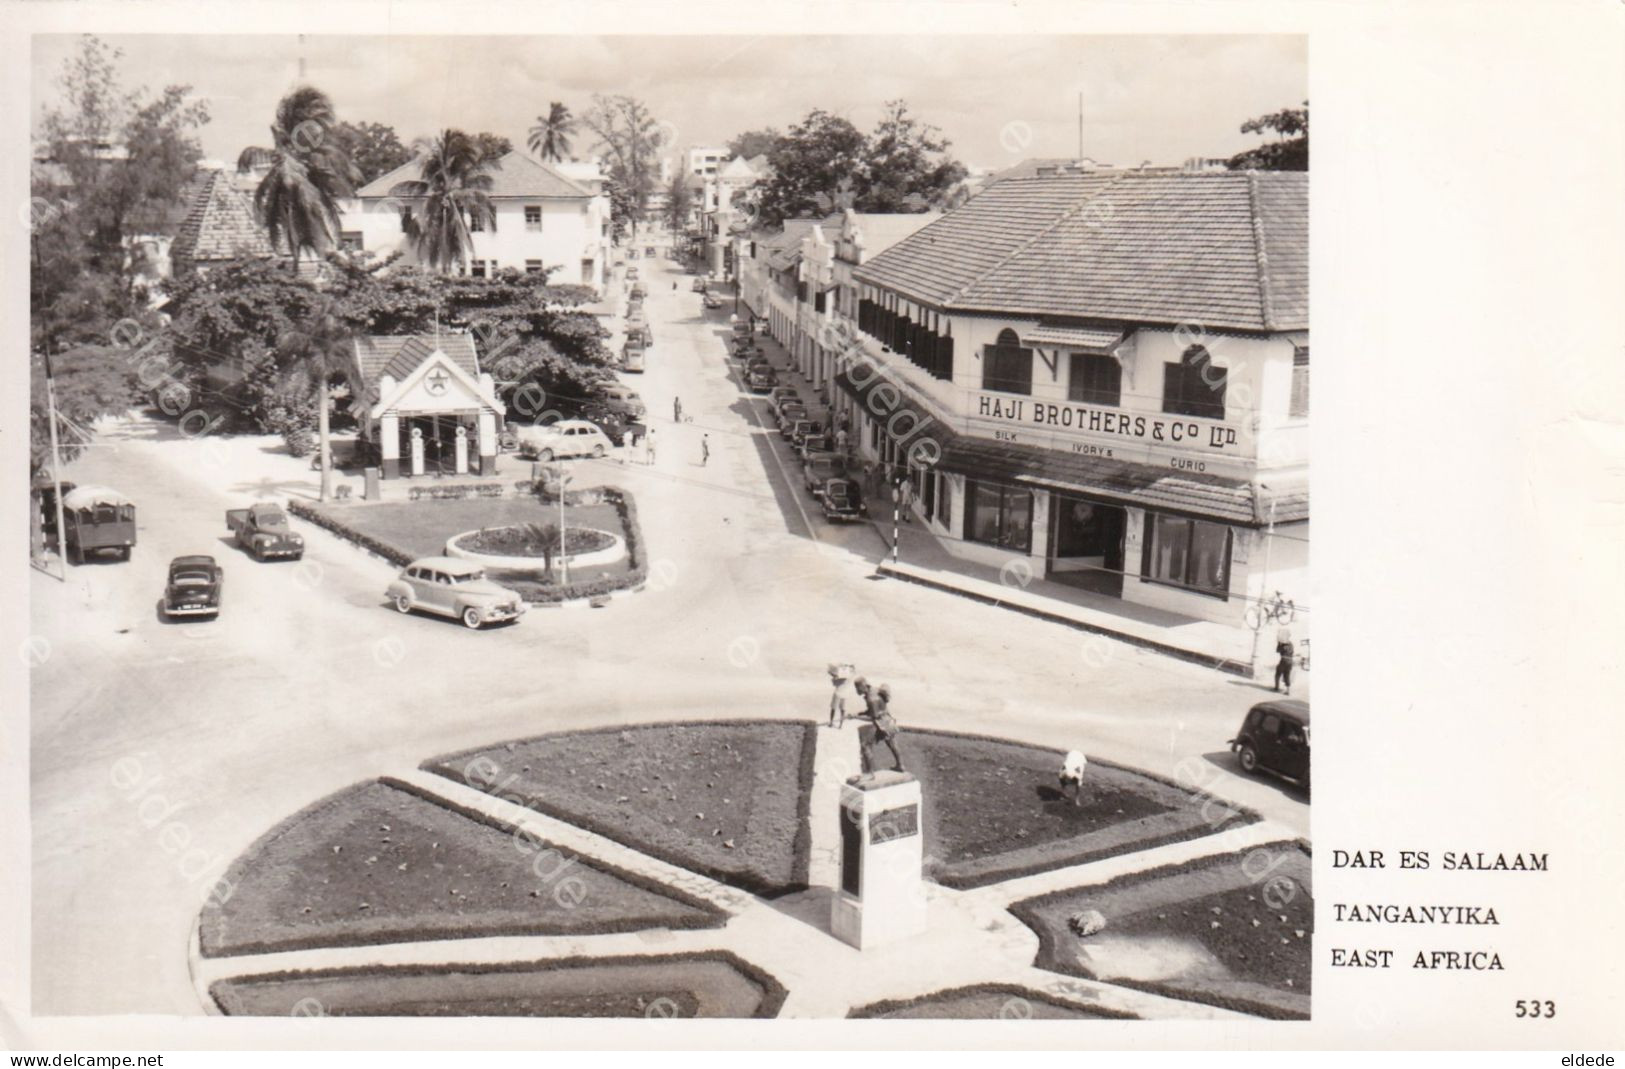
[{"left": 866, "top": 512, "right": 1263, "bottom": 676}]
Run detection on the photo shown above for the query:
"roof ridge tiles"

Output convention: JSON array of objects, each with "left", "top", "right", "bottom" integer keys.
[
  {"left": 940, "top": 169, "right": 1139, "bottom": 308},
  {"left": 1246, "top": 171, "right": 1277, "bottom": 332}
]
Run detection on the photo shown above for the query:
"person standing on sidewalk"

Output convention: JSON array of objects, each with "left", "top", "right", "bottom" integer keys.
[
  {"left": 1273, "top": 628, "right": 1295, "bottom": 695},
  {"left": 700, "top": 434, "right": 710, "bottom": 467},
  {"left": 673, "top": 396, "right": 683, "bottom": 424},
  {"left": 897, "top": 476, "right": 914, "bottom": 522},
  {"left": 645, "top": 426, "right": 658, "bottom": 467}
]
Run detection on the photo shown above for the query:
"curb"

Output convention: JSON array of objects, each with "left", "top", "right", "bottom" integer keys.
[{"left": 874, "top": 562, "right": 1252, "bottom": 676}]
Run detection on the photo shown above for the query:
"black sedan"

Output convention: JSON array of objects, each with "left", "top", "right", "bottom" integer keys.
[{"left": 163, "top": 555, "right": 223, "bottom": 619}]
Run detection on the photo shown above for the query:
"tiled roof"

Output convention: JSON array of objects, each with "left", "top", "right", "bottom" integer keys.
[
  {"left": 352, "top": 334, "right": 481, "bottom": 408},
  {"left": 1020, "top": 324, "right": 1125, "bottom": 351},
  {"left": 844, "top": 211, "right": 941, "bottom": 259},
  {"left": 169, "top": 170, "right": 279, "bottom": 272},
  {"left": 356, "top": 151, "right": 593, "bottom": 200},
  {"left": 854, "top": 171, "right": 1308, "bottom": 332}
]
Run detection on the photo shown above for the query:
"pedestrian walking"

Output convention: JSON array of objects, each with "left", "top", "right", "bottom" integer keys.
[
  {"left": 646, "top": 426, "right": 658, "bottom": 466},
  {"left": 835, "top": 427, "right": 849, "bottom": 455},
  {"left": 867, "top": 683, "right": 906, "bottom": 772},
  {"left": 700, "top": 434, "right": 711, "bottom": 467},
  {"left": 897, "top": 477, "right": 914, "bottom": 523},
  {"left": 620, "top": 428, "right": 634, "bottom": 464},
  {"left": 1273, "top": 628, "right": 1295, "bottom": 695},
  {"left": 827, "top": 663, "right": 857, "bottom": 728},
  {"left": 673, "top": 396, "right": 683, "bottom": 424},
  {"left": 672, "top": 281, "right": 678, "bottom": 291}
]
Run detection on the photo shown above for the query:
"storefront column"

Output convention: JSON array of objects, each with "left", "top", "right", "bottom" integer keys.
[
  {"left": 1030, "top": 491, "right": 1053, "bottom": 562},
  {"left": 379, "top": 414, "right": 400, "bottom": 479}
]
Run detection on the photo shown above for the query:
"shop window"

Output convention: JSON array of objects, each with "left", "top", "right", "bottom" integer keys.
[
  {"left": 1141, "top": 512, "right": 1233, "bottom": 598},
  {"left": 934, "top": 473, "right": 952, "bottom": 527},
  {"left": 1290, "top": 345, "right": 1309, "bottom": 418},
  {"left": 525, "top": 259, "right": 543, "bottom": 274},
  {"left": 1163, "top": 345, "right": 1227, "bottom": 419},
  {"left": 524, "top": 205, "right": 543, "bottom": 231},
  {"left": 965, "top": 480, "right": 1033, "bottom": 552},
  {"left": 983, "top": 329, "right": 1033, "bottom": 395},
  {"left": 1068, "top": 352, "right": 1121, "bottom": 406}
]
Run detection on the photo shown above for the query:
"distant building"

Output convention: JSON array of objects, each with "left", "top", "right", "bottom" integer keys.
[
  {"left": 341, "top": 150, "right": 612, "bottom": 292},
  {"left": 686, "top": 146, "right": 729, "bottom": 178},
  {"left": 168, "top": 168, "right": 281, "bottom": 277}
]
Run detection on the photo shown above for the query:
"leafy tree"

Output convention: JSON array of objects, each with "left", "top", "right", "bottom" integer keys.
[
  {"left": 528, "top": 102, "right": 577, "bottom": 163},
  {"left": 333, "top": 120, "right": 411, "bottom": 183},
  {"left": 471, "top": 132, "right": 513, "bottom": 164},
  {"left": 239, "top": 87, "right": 360, "bottom": 270},
  {"left": 756, "top": 110, "right": 866, "bottom": 226},
  {"left": 390, "top": 129, "right": 498, "bottom": 273},
  {"left": 1227, "top": 102, "right": 1308, "bottom": 171},
  {"left": 30, "top": 346, "right": 141, "bottom": 481},
  {"left": 862, "top": 100, "right": 966, "bottom": 212},
  {"left": 726, "top": 128, "right": 781, "bottom": 161},
  {"left": 581, "top": 94, "right": 666, "bottom": 239},
  {"left": 664, "top": 171, "right": 693, "bottom": 234}
]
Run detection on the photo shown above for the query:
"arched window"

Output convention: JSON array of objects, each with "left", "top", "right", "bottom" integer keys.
[
  {"left": 983, "top": 328, "right": 1033, "bottom": 395},
  {"left": 1163, "top": 345, "right": 1227, "bottom": 420}
]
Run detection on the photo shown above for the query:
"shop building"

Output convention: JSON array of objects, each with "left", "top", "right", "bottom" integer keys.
[{"left": 835, "top": 170, "right": 1308, "bottom": 627}]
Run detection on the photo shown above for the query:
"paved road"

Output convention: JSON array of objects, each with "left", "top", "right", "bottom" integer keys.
[{"left": 29, "top": 239, "right": 1308, "bottom": 1015}]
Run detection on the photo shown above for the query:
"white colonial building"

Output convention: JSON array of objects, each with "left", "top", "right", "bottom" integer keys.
[
  {"left": 829, "top": 170, "right": 1309, "bottom": 629},
  {"left": 340, "top": 151, "right": 613, "bottom": 292}
]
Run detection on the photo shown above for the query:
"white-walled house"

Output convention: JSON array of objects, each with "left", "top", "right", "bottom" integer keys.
[
  {"left": 340, "top": 151, "right": 612, "bottom": 292},
  {"left": 835, "top": 170, "right": 1309, "bottom": 632}
]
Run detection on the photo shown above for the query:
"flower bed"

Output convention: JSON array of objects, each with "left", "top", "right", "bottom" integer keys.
[
  {"left": 849, "top": 982, "right": 1137, "bottom": 1020},
  {"left": 210, "top": 950, "right": 787, "bottom": 1018},
  {"left": 1010, "top": 842, "right": 1313, "bottom": 1020},
  {"left": 425, "top": 721, "right": 817, "bottom": 898},
  {"left": 289, "top": 485, "right": 647, "bottom": 604},
  {"left": 459, "top": 523, "right": 615, "bottom": 558},
  {"left": 198, "top": 778, "right": 724, "bottom": 958},
  {"left": 857, "top": 727, "right": 1258, "bottom": 889}
]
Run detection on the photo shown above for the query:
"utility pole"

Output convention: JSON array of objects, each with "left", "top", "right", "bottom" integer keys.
[{"left": 43, "top": 348, "right": 70, "bottom": 581}]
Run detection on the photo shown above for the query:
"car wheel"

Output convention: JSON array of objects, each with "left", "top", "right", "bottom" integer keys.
[
  {"left": 592, "top": 444, "right": 606, "bottom": 458},
  {"left": 393, "top": 594, "right": 413, "bottom": 614},
  {"left": 1238, "top": 743, "right": 1259, "bottom": 774},
  {"left": 538, "top": 449, "right": 554, "bottom": 462},
  {"left": 462, "top": 606, "right": 484, "bottom": 630}
]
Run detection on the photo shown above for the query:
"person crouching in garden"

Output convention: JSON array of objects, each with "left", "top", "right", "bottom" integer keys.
[{"left": 1059, "top": 749, "right": 1088, "bottom": 806}]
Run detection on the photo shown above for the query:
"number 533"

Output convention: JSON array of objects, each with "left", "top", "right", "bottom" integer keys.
[{"left": 1514, "top": 1000, "right": 1556, "bottom": 1018}]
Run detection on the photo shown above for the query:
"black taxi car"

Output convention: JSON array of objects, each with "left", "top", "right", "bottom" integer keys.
[
  {"left": 163, "top": 555, "right": 223, "bottom": 620},
  {"left": 1229, "top": 698, "right": 1309, "bottom": 790}
]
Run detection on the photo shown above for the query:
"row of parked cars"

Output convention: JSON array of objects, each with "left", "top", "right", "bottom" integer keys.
[{"left": 728, "top": 327, "right": 867, "bottom": 523}]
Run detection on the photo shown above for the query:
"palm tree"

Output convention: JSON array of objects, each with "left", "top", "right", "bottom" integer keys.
[
  {"left": 527, "top": 102, "right": 577, "bottom": 163},
  {"left": 389, "top": 129, "right": 498, "bottom": 274},
  {"left": 276, "top": 302, "right": 361, "bottom": 502},
  {"left": 239, "top": 87, "right": 360, "bottom": 271}
]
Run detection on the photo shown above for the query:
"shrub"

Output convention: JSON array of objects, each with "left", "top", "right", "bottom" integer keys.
[{"left": 282, "top": 424, "right": 315, "bottom": 458}]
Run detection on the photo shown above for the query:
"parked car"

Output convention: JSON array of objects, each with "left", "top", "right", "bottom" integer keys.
[
  {"left": 797, "top": 432, "right": 832, "bottom": 461},
  {"left": 580, "top": 406, "right": 630, "bottom": 443},
  {"left": 53, "top": 485, "right": 137, "bottom": 564},
  {"left": 747, "top": 366, "right": 776, "bottom": 392},
  {"left": 622, "top": 341, "right": 646, "bottom": 373},
  {"left": 225, "top": 502, "right": 304, "bottom": 561},
  {"left": 627, "top": 266, "right": 639, "bottom": 280},
  {"left": 777, "top": 404, "right": 808, "bottom": 436},
  {"left": 703, "top": 293, "right": 724, "bottom": 310},
  {"left": 514, "top": 419, "right": 615, "bottom": 461},
  {"left": 1229, "top": 699, "right": 1310, "bottom": 790},
  {"left": 386, "top": 557, "right": 527, "bottom": 630},
  {"left": 791, "top": 420, "right": 825, "bottom": 452},
  {"left": 820, "top": 478, "right": 867, "bottom": 522},
  {"left": 768, "top": 386, "right": 799, "bottom": 411},
  {"left": 802, "top": 451, "right": 847, "bottom": 493},
  {"left": 691, "top": 278, "right": 708, "bottom": 292},
  {"left": 163, "top": 555, "right": 223, "bottom": 619},
  {"left": 596, "top": 383, "right": 647, "bottom": 420}
]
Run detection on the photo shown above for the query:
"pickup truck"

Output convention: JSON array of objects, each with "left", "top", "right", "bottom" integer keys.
[{"left": 226, "top": 503, "right": 305, "bottom": 561}]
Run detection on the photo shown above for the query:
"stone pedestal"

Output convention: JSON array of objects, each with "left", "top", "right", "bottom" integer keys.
[{"left": 830, "top": 770, "right": 927, "bottom": 951}]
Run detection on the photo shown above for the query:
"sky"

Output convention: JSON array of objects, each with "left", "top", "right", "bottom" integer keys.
[{"left": 32, "top": 34, "right": 1306, "bottom": 173}]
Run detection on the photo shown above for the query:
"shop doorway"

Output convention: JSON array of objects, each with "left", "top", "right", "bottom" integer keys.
[{"left": 1048, "top": 495, "right": 1126, "bottom": 597}]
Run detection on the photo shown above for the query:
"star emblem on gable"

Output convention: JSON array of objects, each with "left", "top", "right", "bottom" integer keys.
[{"left": 425, "top": 368, "right": 451, "bottom": 396}]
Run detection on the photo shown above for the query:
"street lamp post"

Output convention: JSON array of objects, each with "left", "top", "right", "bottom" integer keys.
[{"left": 556, "top": 467, "right": 573, "bottom": 586}]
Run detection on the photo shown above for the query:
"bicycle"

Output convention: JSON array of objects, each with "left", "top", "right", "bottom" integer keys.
[{"left": 1244, "top": 589, "right": 1296, "bottom": 631}]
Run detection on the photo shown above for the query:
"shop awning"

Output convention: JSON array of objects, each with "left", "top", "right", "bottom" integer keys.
[
  {"left": 833, "top": 370, "right": 957, "bottom": 452},
  {"left": 938, "top": 437, "right": 1308, "bottom": 526},
  {"left": 1019, "top": 324, "right": 1127, "bottom": 353}
]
